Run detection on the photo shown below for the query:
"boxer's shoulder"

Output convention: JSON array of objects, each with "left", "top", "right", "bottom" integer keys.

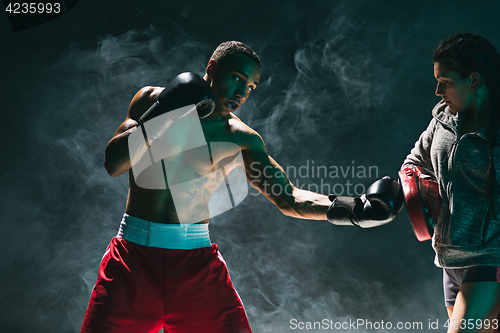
[
  {"left": 128, "top": 86, "right": 165, "bottom": 120},
  {"left": 133, "top": 86, "right": 165, "bottom": 102},
  {"left": 227, "top": 115, "right": 264, "bottom": 151}
]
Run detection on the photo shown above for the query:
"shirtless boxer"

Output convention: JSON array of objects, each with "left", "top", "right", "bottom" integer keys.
[{"left": 80, "top": 41, "right": 403, "bottom": 333}]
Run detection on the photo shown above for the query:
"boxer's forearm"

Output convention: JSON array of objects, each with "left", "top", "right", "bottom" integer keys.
[{"left": 280, "top": 188, "right": 331, "bottom": 220}]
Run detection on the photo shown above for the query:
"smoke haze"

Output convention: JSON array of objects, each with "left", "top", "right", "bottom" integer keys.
[{"left": 2, "top": 0, "right": 500, "bottom": 332}]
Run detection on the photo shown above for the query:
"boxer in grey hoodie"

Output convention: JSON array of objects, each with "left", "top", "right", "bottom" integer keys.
[{"left": 402, "top": 33, "right": 500, "bottom": 332}]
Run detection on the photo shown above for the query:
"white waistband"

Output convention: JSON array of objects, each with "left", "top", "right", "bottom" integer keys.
[{"left": 116, "top": 214, "right": 211, "bottom": 250}]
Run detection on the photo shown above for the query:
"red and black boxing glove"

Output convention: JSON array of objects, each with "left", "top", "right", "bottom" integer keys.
[{"left": 398, "top": 166, "right": 441, "bottom": 241}]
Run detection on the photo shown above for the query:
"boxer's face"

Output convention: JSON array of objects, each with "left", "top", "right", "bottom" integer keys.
[
  {"left": 207, "top": 53, "right": 260, "bottom": 117},
  {"left": 434, "top": 62, "right": 476, "bottom": 114}
]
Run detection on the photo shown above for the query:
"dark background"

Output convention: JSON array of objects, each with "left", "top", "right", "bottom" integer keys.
[{"left": 1, "top": 0, "right": 499, "bottom": 332}]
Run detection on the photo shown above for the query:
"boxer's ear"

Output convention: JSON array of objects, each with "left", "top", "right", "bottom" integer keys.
[
  {"left": 206, "top": 60, "right": 217, "bottom": 77},
  {"left": 469, "top": 72, "right": 480, "bottom": 90}
]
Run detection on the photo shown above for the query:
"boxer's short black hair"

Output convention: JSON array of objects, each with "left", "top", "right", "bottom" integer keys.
[{"left": 210, "top": 41, "right": 261, "bottom": 68}]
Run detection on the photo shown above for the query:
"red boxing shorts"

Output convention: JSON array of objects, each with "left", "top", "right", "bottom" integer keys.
[{"left": 80, "top": 218, "right": 252, "bottom": 333}]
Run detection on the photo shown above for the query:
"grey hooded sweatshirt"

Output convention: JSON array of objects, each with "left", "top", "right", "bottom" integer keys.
[{"left": 402, "top": 100, "right": 500, "bottom": 268}]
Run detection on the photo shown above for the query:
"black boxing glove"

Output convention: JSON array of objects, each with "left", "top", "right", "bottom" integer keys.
[
  {"left": 327, "top": 176, "right": 404, "bottom": 228},
  {"left": 137, "top": 72, "right": 216, "bottom": 127}
]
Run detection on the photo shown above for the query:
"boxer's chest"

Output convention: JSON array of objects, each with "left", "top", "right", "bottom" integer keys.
[{"left": 161, "top": 118, "right": 244, "bottom": 184}]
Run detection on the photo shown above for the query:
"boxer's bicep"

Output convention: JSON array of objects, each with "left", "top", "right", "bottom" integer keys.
[
  {"left": 104, "top": 87, "right": 161, "bottom": 176},
  {"left": 242, "top": 137, "right": 296, "bottom": 211},
  {"left": 108, "top": 87, "right": 159, "bottom": 143}
]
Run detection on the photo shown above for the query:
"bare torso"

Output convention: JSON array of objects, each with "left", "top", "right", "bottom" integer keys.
[{"left": 125, "top": 110, "right": 253, "bottom": 224}]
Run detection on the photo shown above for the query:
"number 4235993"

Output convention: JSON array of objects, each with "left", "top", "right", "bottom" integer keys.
[{"left": 5, "top": 2, "right": 61, "bottom": 14}]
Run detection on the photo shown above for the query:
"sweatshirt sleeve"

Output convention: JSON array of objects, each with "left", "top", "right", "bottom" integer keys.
[{"left": 401, "top": 118, "right": 437, "bottom": 176}]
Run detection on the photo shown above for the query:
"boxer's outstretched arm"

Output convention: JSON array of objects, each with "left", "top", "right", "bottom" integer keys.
[
  {"left": 242, "top": 133, "right": 331, "bottom": 220},
  {"left": 242, "top": 132, "right": 403, "bottom": 226},
  {"left": 104, "top": 87, "right": 162, "bottom": 177}
]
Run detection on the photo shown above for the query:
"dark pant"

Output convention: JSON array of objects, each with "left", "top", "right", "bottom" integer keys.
[{"left": 443, "top": 266, "right": 500, "bottom": 307}]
